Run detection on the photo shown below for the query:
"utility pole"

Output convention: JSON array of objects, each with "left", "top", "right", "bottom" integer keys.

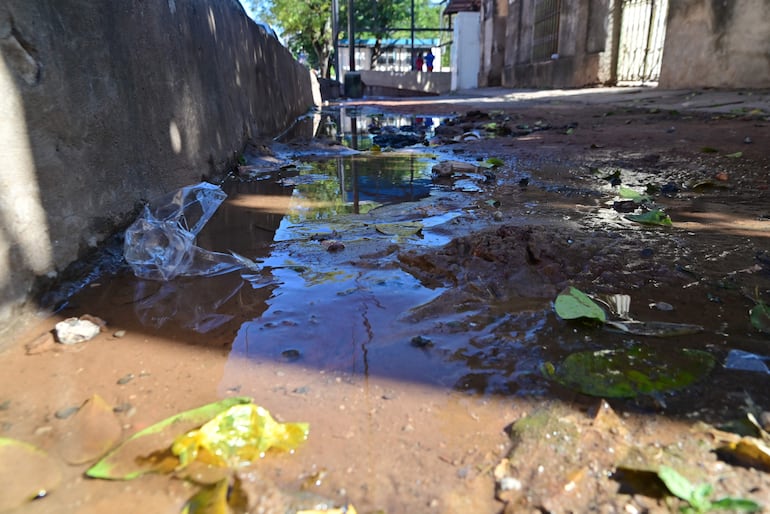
[
  {"left": 410, "top": 0, "right": 415, "bottom": 69},
  {"left": 347, "top": 0, "right": 355, "bottom": 71},
  {"left": 332, "top": 0, "right": 339, "bottom": 81}
]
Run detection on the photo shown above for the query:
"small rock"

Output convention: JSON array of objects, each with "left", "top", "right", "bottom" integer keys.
[
  {"left": 744, "top": 136, "right": 753, "bottom": 144},
  {"left": 493, "top": 211, "right": 504, "bottom": 221},
  {"left": 113, "top": 402, "right": 134, "bottom": 414},
  {"left": 612, "top": 200, "right": 637, "bottom": 213},
  {"left": 55, "top": 406, "right": 80, "bottom": 419},
  {"left": 410, "top": 335, "right": 433, "bottom": 348},
  {"left": 55, "top": 317, "right": 101, "bottom": 345},
  {"left": 281, "top": 348, "right": 301, "bottom": 361},
  {"left": 25, "top": 332, "right": 56, "bottom": 354},
  {"left": 499, "top": 476, "right": 522, "bottom": 491},
  {"left": 79, "top": 314, "right": 106, "bottom": 329},
  {"left": 649, "top": 301, "right": 674, "bottom": 311},
  {"left": 34, "top": 425, "right": 53, "bottom": 436},
  {"left": 113, "top": 330, "right": 127, "bottom": 338},
  {"left": 116, "top": 373, "right": 135, "bottom": 385},
  {"left": 321, "top": 240, "right": 345, "bottom": 252}
]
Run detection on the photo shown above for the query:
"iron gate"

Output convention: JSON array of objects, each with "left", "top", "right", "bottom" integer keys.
[
  {"left": 617, "top": 0, "right": 668, "bottom": 83},
  {"left": 532, "top": 0, "right": 562, "bottom": 61}
]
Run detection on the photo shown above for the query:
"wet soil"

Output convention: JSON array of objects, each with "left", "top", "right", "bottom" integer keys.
[{"left": 2, "top": 88, "right": 770, "bottom": 513}]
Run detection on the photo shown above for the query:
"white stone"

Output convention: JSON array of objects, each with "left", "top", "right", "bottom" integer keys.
[{"left": 55, "top": 317, "right": 101, "bottom": 344}]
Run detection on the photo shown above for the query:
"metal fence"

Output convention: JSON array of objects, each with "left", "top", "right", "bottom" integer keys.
[
  {"left": 532, "top": 0, "right": 562, "bottom": 61},
  {"left": 617, "top": 0, "right": 668, "bottom": 83}
]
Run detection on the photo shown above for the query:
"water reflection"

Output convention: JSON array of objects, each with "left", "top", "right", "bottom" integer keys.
[
  {"left": 279, "top": 106, "right": 443, "bottom": 150},
  {"left": 281, "top": 153, "right": 435, "bottom": 221}
]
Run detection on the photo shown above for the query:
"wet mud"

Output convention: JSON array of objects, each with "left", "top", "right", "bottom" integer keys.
[{"left": 2, "top": 91, "right": 770, "bottom": 513}]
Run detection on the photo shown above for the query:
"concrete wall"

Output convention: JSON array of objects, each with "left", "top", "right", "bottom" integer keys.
[
  {"left": 0, "top": 0, "right": 319, "bottom": 342},
  {"left": 659, "top": 0, "right": 770, "bottom": 88},
  {"left": 495, "top": 0, "right": 617, "bottom": 88},
  {"left": 478, "top": 0, "right": 508, "bottom": 86},
  {"left": 359, "top": 70, "right": 452, "bottom": 96},
  {"left": 451, "top": 12, "right": 481, "bottom": 91}
]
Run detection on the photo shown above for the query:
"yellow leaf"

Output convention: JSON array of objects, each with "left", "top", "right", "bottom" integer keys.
[
  {"left": 172, "top": 404, "right": 309, "bottom": 469},
  {"left": 721, "top": 437, "right": 770, "bottom": 471},
  {"left": 182, "top": 478, "right": 229, "bottom": 514}
]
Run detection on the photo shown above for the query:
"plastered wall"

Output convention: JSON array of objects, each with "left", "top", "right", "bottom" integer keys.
[{"left": 0, "top": 0, "right": 319, "bottom": 342}]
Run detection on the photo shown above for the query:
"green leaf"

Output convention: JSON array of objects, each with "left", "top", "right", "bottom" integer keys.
[
  {"left": 374, "top": 222, "right": 423, "bottom": 237},
  {"left": 710, "top": 497, "right": 762, "bottom": 512},
  {"left": 618, "top": 187, "right": 649, "bottom": 202},
  {"left": 726, "top": 151, "right": 743, "bottom": 158},
  {"left": 690, "top": 483, "right": 714, "bottom": 511},
  {"left": 86, "top": 397, "right": 253, "bottom": 480},
  {"left": 657, "top": 465, "right": 695, "bottom": 502},
  {"left": 484, "top": 157, "right": 505, "bottom": 168},
  {"left": 544, "top": 346, "right": 715, "bottom": 398},
  {"left": 749, "top": 302, "right": 770, "bottom": 334},
  {"left": 626, "top": 209, "right": 673, "bottom": 226},
  {"left": 554, "top": 286, "right": 606, "bottom": 322}
]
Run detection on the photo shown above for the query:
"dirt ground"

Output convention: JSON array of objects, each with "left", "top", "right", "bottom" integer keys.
[{"left": 1, "top": 87, "right": 770, "bottom": 513}]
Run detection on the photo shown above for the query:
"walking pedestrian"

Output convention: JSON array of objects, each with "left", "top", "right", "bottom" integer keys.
[
  {"left": 415, "top": 52, "right": 424, "bottom": 72},
  {"left": 425, "top": 49, "right": 435, "bottom": 72}
]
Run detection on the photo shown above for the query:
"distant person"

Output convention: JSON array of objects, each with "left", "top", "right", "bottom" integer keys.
[
  {"left": 425, "top": 49, "right": 435, "bottom": 72},
  {"left": 415, "top": 52, "right": 424, "bottom": 72}
]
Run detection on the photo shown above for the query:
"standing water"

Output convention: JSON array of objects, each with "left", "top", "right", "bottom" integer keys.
[{"left": 3, "top": 104, "right": 770, "bottom": 513}]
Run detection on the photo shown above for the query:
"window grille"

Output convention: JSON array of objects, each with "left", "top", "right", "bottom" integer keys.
[{"left": 532, "top": 0, "right": 561, "bottom": 61}]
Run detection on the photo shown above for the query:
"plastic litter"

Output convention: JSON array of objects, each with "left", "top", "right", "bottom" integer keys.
[
  {"left": 725, "top": 349, "right": 770, "bottom": 374},
  {"left": 123, "top": 182, "right": 258, "bottom": 281}
]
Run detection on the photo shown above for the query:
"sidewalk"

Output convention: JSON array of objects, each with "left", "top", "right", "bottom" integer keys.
[{"left": 345, "top": 86, "right": 770, "bottom": 116}]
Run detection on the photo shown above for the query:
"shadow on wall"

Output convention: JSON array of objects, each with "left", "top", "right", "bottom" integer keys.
[{"left": 0, "top": 0, "right": 318, "bottom": 343}]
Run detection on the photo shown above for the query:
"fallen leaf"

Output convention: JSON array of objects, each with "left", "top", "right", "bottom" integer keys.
[
  {"left": 59, "top": 394, "right": 122, "bottom": 464},
  {"left": 554, "top": 286, "right": 606, "bottom": 322},
  {"left": 374, "top": 222, "right": 423, "bottom": 237},
  {"left": 626, "top": 210, "right": 673, "bottom": 226},
  {"left": 172, "top": 403, "right": 309, "bottom": 469},
  {"left": 87, "top": 397, "right": 253, "bottom": 480},
  {"left": 718, "top": 437, "right": 770, "bottom": 472},
  {"left": 749, "top": 302, "right": 770, "bottom": 334}
]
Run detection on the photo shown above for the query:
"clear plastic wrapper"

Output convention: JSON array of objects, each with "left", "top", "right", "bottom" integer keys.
[{"left": 124, "top": 182, "right": 257, "bottom": 281}]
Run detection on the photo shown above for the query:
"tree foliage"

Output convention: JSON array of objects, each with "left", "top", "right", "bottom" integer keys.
[
  {"left": 247, "top": 0, "right": 442, "bottom": 75},
  {"left": 248, "top": 0, "right": 334, "bottom": 77},
  {"left": 341, "top": 0, "right": 442, "bottom": 68}
]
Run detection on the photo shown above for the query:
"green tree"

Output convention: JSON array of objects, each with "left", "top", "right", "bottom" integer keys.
[
  {"left": 248, "top": 0, "right": 334, "bottom": 77},
  {"left": 340, "top": 0, "right": 442, "bottom": 68},
  {"left": 248, "top": 0, "right": 442, "bottom": 74}
]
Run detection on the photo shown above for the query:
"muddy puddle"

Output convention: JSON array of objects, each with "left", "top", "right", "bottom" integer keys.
[{"left": 2, "top": 105, "right": 770, "bottom": 513}]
